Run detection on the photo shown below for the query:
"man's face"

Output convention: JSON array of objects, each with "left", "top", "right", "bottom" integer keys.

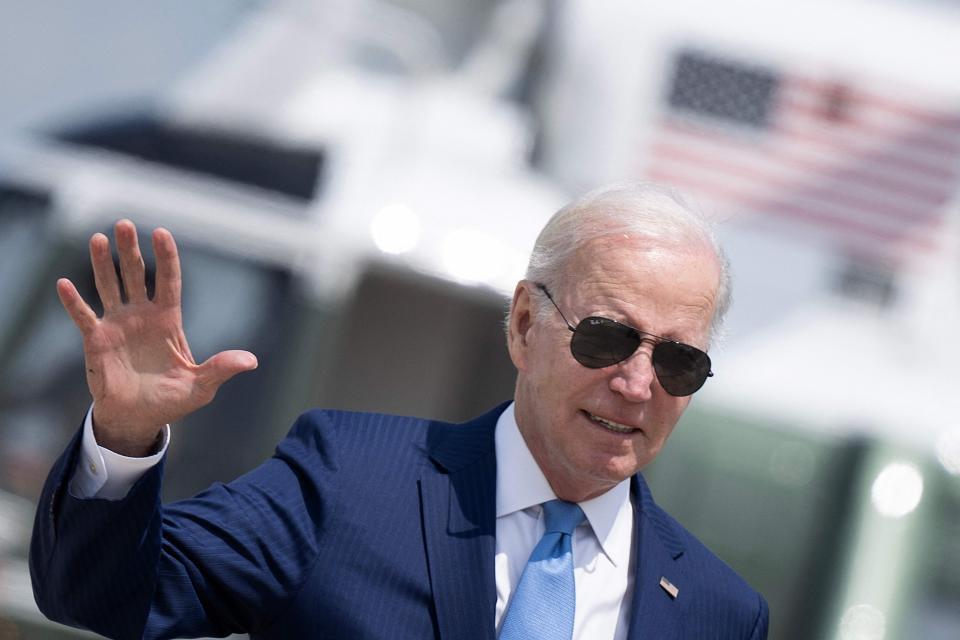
[{"left": 508, "top": 235, "right": 719, "bottom": 501}]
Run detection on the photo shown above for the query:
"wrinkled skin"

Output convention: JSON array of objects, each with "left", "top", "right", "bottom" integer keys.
[
  {"left": 507, "top": 234, "right": 720, "bottom": 502},
  {"left": 57, "top": 220, "right": 257, "bottom": 456}
]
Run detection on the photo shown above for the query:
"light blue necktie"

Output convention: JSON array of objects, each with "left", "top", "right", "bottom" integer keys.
[{"left": 499, "top": 499, "right": 586, "bottom": 640}]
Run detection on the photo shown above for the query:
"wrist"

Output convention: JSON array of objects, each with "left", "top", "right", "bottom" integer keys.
[{"left": 91, "top": 411, "right": 165, "bottom": 458}]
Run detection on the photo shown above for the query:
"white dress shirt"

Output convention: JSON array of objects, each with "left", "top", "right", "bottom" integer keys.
[
  {"left": 71, "top": 403, "right": 636, "bottom": 639},
  {"left": 69, "top": 406, "right": 169, "bottom": 500},
  {"left": 494, "top": 403, "right": 635, "bottom": 640}
]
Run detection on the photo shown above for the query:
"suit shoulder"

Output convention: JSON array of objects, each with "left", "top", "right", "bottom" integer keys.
[{"left": 277, "top": 408, "right": 443, "bottom": 467}]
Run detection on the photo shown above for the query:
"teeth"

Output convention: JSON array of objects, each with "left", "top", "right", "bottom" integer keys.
[{"left": 589, "top": 414, "right": 635, "bottom": 433}]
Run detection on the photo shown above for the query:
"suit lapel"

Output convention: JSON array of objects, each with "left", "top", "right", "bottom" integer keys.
[
  {"left": 419, "top": 403, "right": 508, "bottom": 640},
  {"left": 418, "top": 407, "right": 690, "bottom": 640},
  {"left": 627, "top": 475, "right": 688, "bottom": 640}
]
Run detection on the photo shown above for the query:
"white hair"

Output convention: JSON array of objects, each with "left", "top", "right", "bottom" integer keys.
[{"left": 520, "top": 182, "right": 732, "bottom": 341}]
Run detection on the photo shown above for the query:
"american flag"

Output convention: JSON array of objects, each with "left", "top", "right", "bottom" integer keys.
[{"left": 641, "top": 49, "right": 960, "bottom": 263}]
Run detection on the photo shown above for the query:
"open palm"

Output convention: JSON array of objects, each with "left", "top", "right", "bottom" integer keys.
[{"left": 57, "top": 220, "right": 257, "bottom": 456}]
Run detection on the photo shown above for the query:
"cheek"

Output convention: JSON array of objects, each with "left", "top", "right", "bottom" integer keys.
[
  {"left": 650, "top": 398, "right": 690, "bottom": 438},
  {"left": 529, "top": 337, "right": 581, "bottom": 389}
]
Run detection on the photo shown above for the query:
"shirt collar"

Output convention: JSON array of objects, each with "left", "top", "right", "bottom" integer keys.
[{"left": 495, "top": 402, "right": 632, "bottom": 567}]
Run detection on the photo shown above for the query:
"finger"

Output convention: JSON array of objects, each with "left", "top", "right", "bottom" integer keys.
[
  {"left": 152, "top": 228, "right": 181, "bottom": 307},
  {"left": 90, "top": 232, "right": 122, "bottom": 311},
  {"left": 56, "top": 277, "right": 98, "bottom": 333},
  {"left": 195, "top": 350, "right": 259, "bottom": 395},
  {"left": 114, "top": 219, "right": 148, "bottom": 303}
]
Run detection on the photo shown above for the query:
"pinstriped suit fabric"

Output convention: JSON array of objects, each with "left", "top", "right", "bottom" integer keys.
[{"left": 31, "top": 403, "right": 768, "bottom": 639}]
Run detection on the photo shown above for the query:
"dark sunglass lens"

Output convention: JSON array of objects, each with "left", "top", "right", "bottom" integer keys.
[
  {"left": 652, "top": 342, "right": 712, "bottom": 396},
  {"left": 570, "top": 317, "right": 640, "bottom": 368}
]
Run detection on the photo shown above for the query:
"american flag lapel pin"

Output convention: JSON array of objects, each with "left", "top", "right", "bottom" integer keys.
[{"left": 659, "top": 576, "right": 679, "bottom": 599}]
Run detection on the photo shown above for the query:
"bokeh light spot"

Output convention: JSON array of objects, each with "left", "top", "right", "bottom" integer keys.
[{"left": 870, "top": 462, "right": 923, "bottom": 518}]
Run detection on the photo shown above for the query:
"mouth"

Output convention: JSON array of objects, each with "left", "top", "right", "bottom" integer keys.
[{"left": 585, "top": 411, "right": 637, "bottom": 434}]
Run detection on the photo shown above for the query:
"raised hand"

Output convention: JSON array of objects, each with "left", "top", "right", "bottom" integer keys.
[{"left": 57, "top": 220, "right": 258, "bottom": 456}]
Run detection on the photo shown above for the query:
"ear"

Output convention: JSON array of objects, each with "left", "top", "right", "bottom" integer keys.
[{"left": 507, "top": 281, "right": 535, "bottom": 371}]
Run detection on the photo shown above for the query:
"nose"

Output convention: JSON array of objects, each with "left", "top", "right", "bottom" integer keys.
[{"left": 608, "top": 344, "right": 656, "bottom": 402}]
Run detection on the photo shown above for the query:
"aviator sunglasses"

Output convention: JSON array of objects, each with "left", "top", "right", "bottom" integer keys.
[{"left": 537, "top": 284, "right": 713, "bottom": 397}]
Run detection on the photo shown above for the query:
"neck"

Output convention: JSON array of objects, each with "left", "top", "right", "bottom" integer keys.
[
  {"left": 513, "top": 397, "right": 618, "bottom": 503},
  {"left": 548, "top": 479, "right": 616, "bottom": 504}
]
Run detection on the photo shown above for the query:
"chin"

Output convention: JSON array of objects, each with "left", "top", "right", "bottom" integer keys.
[{"left": 585, "top": 454, "right": 643, "bottom": 485}]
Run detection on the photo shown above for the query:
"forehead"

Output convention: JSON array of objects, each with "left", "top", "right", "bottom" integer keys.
[{"left": 561, "top": 235, "right": 720, "bottom": 340}]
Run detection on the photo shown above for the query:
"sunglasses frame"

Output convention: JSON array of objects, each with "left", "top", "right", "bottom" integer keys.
[{"left": 535, "top": 283, "right": 713, "bottom": 396}]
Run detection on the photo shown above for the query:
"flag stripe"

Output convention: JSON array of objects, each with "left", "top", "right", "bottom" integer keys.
[
  {"left": 788, "top": 76, "right": 960, "bottom": 133},
  {"left": 657, "top": 119, "right": 956, "bottom": 205},
  {"left": 650, "top": 139, "right": 942, "bottom": 223},
  {"left": 647, "top": 166, "right": 940, "bottom": 253},
  {"left": 776, "top": 87, "right": 960, "bottom": 162}
]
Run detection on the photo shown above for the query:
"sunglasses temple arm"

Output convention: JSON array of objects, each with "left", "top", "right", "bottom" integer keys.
[{"left": 536, "top": 283, "right": 578, "bottom": 332}]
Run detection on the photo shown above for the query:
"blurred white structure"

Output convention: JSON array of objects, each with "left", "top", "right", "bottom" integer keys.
[
  {"left": 1, "top": 0, "right": 565, "bottom": 304},
  {"left": 2, "top": 2, "right": 959, "bottom": 638}
]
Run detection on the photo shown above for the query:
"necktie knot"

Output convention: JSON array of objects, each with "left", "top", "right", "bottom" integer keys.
[{"left": 542, "top": 499, "right": 585, "bottom": 536}]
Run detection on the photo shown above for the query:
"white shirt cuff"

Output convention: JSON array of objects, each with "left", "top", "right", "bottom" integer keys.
[{"left": 68, "top": 405, "right": 170, "bottom": 500}]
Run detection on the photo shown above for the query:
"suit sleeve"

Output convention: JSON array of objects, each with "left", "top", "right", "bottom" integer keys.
[
  {"left": 748, "top": 592, "right": 770, "bottom": 640},
  {"left": 30, "top": 410, "right": 339, "bottom": 640}
]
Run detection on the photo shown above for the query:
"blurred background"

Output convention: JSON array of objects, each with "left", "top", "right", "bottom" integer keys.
[{"left": 0, "top": 1, "right": 958, "bottom": 638}]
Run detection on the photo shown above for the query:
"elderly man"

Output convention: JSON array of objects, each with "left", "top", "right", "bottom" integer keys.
[{"left": 31, "top": 183, "right": 768, "bottom": 639}]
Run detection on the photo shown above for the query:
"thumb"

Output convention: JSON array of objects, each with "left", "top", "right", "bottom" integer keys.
[{"left": 196, "top": 350, "right": 259, "bottom": 391}]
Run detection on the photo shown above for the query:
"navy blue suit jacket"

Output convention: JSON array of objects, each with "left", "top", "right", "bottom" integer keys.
[{"left": 31, "top": 402, "right": 768, "bottom": 639}]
